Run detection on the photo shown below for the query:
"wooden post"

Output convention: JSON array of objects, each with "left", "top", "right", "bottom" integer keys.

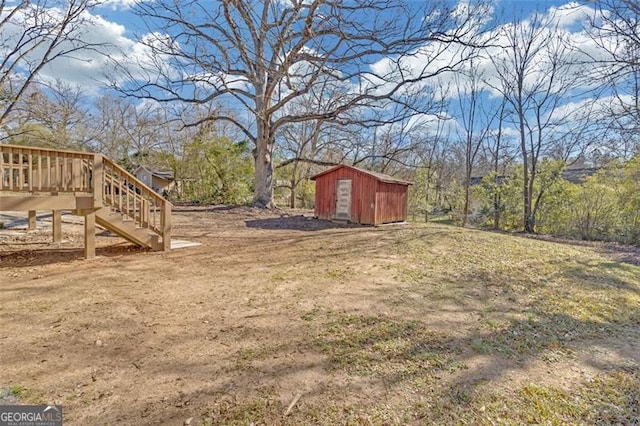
[
  {"left": 84, "top": 210, "right": 96, "bottom": 259},
  {"left": 161, "top": 201, "right": 171, "bottom": 251},
  {"left": 52, "top": 210, "right": 62, "bottom": 243},
  {"left": 93, "top": 154, "right": 104, "bottom": 208},
  {"left": 27, "top": 210, "right": 36, "bottom": 230},
  {"left": 0, "top": 149, "right": 4, "bottom": 189}
]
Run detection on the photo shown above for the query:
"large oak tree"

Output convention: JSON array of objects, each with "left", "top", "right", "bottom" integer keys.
[{"left": 117, "top": 0, "right": 486, "bottom": 207}]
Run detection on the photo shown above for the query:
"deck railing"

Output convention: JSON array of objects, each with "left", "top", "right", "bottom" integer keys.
[
  {"left": 0, "top": 145, "right": 94, "bottom": 192},
  {"left": 0, "top": 144, "right": 171, "bottom": 250}
]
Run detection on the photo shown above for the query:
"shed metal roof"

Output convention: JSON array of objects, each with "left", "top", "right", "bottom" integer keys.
[{"left": 310, "top": 164, "right": 412, "bottom": 185}]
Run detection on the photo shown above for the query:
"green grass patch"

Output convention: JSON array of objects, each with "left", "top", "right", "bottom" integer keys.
[
  {"left": 315, "top": 314, "right": 462, "bottom": 377},
  {"left": 9, "top": 385, "right": 29, "bottom": 399},
  {"left": 454, "top": 369, "right": 640, "bottom": 425}
]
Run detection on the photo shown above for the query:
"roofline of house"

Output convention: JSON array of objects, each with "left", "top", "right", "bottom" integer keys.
[{"left": 134, "top": 165, "right": 174, "bottom": 180}]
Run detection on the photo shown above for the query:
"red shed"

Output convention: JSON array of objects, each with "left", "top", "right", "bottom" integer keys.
[{"left": 311, "top": 164, "right": 411, "bottom": 225}]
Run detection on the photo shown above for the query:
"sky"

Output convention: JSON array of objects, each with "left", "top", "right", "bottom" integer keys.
[
  {"left": 2, "top": 0, "right": 628, "bottom": 147},
  {"left": 22, "top": 0, "right": 592, "bottom": 93}
]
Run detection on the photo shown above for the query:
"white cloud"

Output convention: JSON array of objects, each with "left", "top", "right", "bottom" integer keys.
[
  {"left": 134, "top": 97, "right": 163, "bottom": 114},
  {"left": 274, "top": 0, "right": 313, "bottom": 8},
  {"left": 549, "top": 93, "right": 632, "bottom": 124},
  {"left": 497, "top": 126, "right": 520, "bottom": 137},
  {"left": 0, "top": 4, "right": 153, "bottom": 94},
  {"left": 547, "top": 2, "right": 595, "bottom": 28},
  {"left": 0, "top": 1, "right": 183, "bottom": 97},
  {"left": 408, "top": 112, "right": 460, "bottom": 137},
  {"left": 99, "top": 0, "right": 139, "bottom": 11},
  {"left": 184, "top": 71, "right": 251, "bottom": 93},
  {"left": 365, "top": 1, "right": 617, "bottom": 106}
]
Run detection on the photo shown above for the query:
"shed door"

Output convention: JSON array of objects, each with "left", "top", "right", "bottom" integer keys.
[{"left": 335, "top": 179, "right": 352, "bottom": 221}]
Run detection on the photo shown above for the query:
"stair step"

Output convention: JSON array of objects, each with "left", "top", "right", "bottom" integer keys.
[{"left": 95, "top": 208, "right": 162, "bottom": 250}]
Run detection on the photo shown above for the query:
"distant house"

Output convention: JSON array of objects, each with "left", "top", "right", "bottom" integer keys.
[
  {"left": 133, "top": 166, "right": 175, "bottom": 195},
  {"left": 469, "top": 167, "right": 600, "bottom": 187},
  {"left": 562, "top": 167, "right": 600, "bottom": 184}
]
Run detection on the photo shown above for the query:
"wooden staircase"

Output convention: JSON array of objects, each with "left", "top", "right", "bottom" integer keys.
[
  {"left": 95, "top": 208, "right": 161, "bottom": 251},
  {"left": 0, "top": 144, "right": 171, "bottom": 258}
]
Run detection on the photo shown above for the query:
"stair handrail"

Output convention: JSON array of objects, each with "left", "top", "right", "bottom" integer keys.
[
  {"left": 101, "top": 156, "right": 166, "bottom": 205},
  {"left": 100, "top": 155, "right": 172, "bottom": 251}
]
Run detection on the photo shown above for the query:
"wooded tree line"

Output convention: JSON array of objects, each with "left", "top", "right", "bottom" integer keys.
[{"left": 1, "top": 0, "right": 639, "bottom": 242}]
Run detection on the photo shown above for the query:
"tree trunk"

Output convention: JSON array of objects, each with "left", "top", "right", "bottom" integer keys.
[
  {"left": 462, "top": 170, "right": 471, "bottom": 227},
  {"left": 524, "top": 174, "right": 536, "bottom": 233},
  {"left": 253, "top": 134, "right": 275, "bottom": 208},
  {"left": 424, "top": 186, "right": 429, "bottom": 223},
  {"left": 493, "top": 102, "right": 504, "bottom": 230},
  {"left": 493, "top": 192, "right": 500, "bottom": 229},
  {"left": 525, "top": 213, "right": 536, "bottom": 233},
  {"left": 518, "top": 103, "right": 533, "bottom": 233},
  {"left": 523, "top": 173, "right": 534, "bottom": 232},
  {"left": 290, "top": 161, "right": 299, "bottom": 209},
  {"left": 290, "top": 178, "right": 296, "bottom": 208},
  {"left": 253, "top": 85, "right": 275, "bottom": 208},
  {"left": 493, "top": 159, "right": 500, "bottom": 230}
]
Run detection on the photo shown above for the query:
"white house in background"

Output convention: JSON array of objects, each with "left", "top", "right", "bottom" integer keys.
[{"left": 133, "top": 166, "right": 175, "bottom": 195}]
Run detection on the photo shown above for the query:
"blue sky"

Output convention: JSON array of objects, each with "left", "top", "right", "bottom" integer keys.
[
  {"left": 4, "top": 0, "right": 626, "bottom": 150},
  {"left": 65, "top": 0, "right": 595, "bottom": 89},
  {"left": 12, "top": 1, "right": 598, "bottom": 96}
]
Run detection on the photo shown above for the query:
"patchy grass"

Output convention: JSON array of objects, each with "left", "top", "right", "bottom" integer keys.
[
  {"left": 1, "top": 211, "right": 638, "bottom": 424},
  {"left": 190, "top": 369, "right": 640, "bottom": 425},
  {"left": 299, "top": 225, "right": 640, "bottom": 424},
  {"left": 9, "top": 384, "right": 28, "bottom": 399},
  {"left": 315, "top": 315, "right": 461, "bottom": 376},
  {"left": 454, "top": 369, "right": 640, "bottom": 425}
]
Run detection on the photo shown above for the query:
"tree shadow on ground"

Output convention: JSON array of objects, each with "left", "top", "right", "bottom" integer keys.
[
  {"left": 245, "top": 216, "right": 365, "bottom": 231},
  {"left": 514, "top": 232, "right": 640, "bottom": 266},
  {"left": 172, "top": 205, "right": 238, "bottom": 213},
  {"left": 313, "top": 308, "right": 639, "bottom": 422},
  {"left": 108, "top": 305, "right": 639, "bottom": 424},
  {"left": 0, "top": 244, "right": 149, "bottom": 268},
  {"left": 562, "top": 260, "right": 640, "bottom": 295}
]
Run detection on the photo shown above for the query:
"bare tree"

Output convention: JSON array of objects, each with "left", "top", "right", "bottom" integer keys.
[
  {"left": 116, "top": 0, "right": 487, "bottom": 207},
  {"left": 488, "top": 12, "right": 581, "bottom": 232},
  {"left": 0, "top": 0, "right": 104, "bottom": 128},
  {"left": 480, "top": 97, "right": 517, "bottom": 230},
  {"left": 7, "top": 80, "right": 95, "bottom": 149},
  {"left": 90, "top": 95, "right": 179, "bottom": 169},
  {"left": 588, "top": 0, "right": 640, "bottom": 72},
  {"left": 454, "top": 58, "right": 497, "bottom": 226},
  {"left": 587, "top": 0, "right": 640, "bottom": 155},
  {"left": 413, "top": 113, "right": 453, "bottom": 222},
  {"left": 350, "top": 93, "right": 445, "bottom": 174},
  {"left": 274, "top": 75, "right": 358, "bottom": 207}
]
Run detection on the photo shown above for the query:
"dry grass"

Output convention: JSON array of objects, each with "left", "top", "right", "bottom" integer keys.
[{"left": 0, "top": 209, "right": 638, "bottom": 424}]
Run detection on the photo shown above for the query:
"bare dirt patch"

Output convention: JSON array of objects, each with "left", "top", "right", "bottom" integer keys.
[{"left": 1, "top": 207, "right": 638, "bottom": 424}]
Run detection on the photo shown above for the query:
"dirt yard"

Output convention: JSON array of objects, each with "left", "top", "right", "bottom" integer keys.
[{"left": 1, "top": 207, "right": 638, "bottom": 424}]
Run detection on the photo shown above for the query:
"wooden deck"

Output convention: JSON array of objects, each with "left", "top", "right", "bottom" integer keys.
[{"left": 0, "top": 144, "right": 171, "bottom": 258}]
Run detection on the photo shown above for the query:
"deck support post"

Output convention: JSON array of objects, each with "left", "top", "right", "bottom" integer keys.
[
  {"left": 93, "top": 154, "right": 104, "bottom": 208},
  {"left": 161, "top": 201, "right": 171, "bottom": 252},
  {"left": 52, "top": 210, "right": 62, "bottom": 243},
  {"left": 83, "top": 209, "right": 96, "bottom": 259},
  {"left": 27, "top": 210, "right": 36, "bottom": 230}
]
